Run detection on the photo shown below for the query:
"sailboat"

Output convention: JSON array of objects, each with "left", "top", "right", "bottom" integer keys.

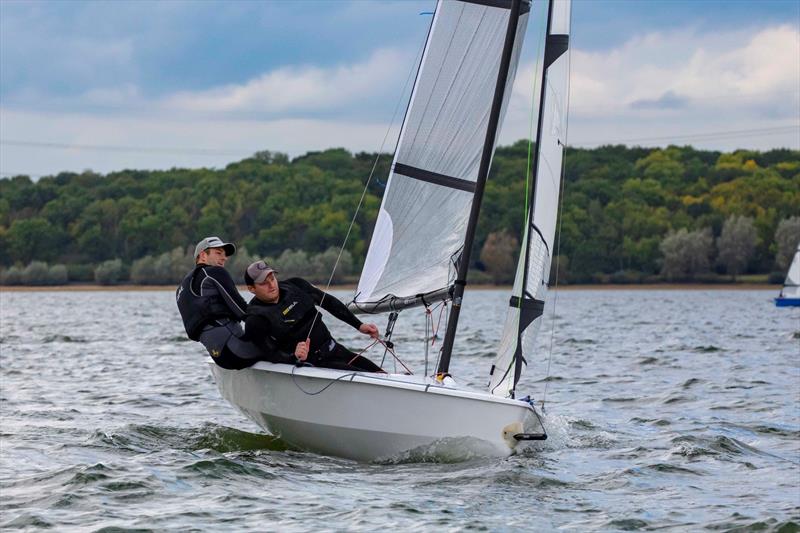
[
  {"left": 775, "top": 244, "right": 800, "bottom": 307},
  {"left": 210, "top": 0, "right": 572, "bottom": 461}
]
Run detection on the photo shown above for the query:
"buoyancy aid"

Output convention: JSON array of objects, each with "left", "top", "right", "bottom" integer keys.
[
  {"left": 247, "top": 281, "right": 329, "bottom": 350},
  {"left": 176, "top": 267, "right": 241, "bottom": 341}
]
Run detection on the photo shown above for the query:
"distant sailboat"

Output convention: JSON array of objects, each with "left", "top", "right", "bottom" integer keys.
[
  {"left": 776, "top": 244, "right": 800, "bottom": 307},
  {"left": 211, "top": 0, "right": 572, "bottom": 461}
]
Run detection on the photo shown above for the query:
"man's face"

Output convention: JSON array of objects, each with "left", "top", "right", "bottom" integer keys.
[
  {"left": 248, "top": 272, "right": 280, "bottom": 303},
  {"left": 199, "top": 247, "right": 228, "bottom": 267}
]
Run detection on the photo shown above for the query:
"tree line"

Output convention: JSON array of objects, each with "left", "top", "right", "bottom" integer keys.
[{"left": 0, "top": 143, "right": 798, "bottom": 286}]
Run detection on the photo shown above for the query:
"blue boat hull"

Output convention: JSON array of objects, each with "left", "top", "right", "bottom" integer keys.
[{"left": 775, "top": 297, "right": 800, "bottom": 307}]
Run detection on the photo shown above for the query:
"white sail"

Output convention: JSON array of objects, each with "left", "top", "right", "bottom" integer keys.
[
  {"left": 781, "top": 245, "right": 800, "bottom": 299},
  {"left": 489, "top": 0, "right": 571, "bottom": 397},
  {"left": 353, "top": 0, "right": 530, "bottom": 312}
]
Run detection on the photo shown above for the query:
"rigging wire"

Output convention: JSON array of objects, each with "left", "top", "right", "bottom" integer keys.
[
  {"left": 0, "top": 139, "right": 246, "bottom": 156},
  {"left": 570, "top": 125, "right": 799, "bottom": 147},
  {"left": 1, "top": 124, "right": 795, "bottom": 157}
]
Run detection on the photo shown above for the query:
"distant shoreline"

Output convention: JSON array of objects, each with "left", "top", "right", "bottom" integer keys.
[{"left": 0, "top": 283, "right": 779, "bottom": 292}]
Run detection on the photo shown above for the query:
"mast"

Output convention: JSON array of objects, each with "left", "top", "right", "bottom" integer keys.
[{"left": 437, "top": 0, "right": 526, "bottom": 376}]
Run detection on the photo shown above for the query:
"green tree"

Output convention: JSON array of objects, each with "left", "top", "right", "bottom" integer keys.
[
  {"left": 6, "top": 218, "right": 66, "bottom": 263},
  {"left": 635, "top": 149, "right": 686, "bottom": 188}
]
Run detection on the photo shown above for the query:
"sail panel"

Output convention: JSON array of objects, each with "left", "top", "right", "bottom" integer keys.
[
  {"left": 354, "top": 0, "right": 530, "bottom": 309},
  {"left": 783, "top": 246, "right": 800, "bottom": 298},
  {"left": 489, "top": 0, "right": 571, "bottom": 397}
]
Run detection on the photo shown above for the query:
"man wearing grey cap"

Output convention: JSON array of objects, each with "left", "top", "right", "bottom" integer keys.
[
  {"left": 244, "top": 260, "right": 383, "bottom": 373},
  {"left": 176, "top": 236, "right": 292, "bottom": 369}
]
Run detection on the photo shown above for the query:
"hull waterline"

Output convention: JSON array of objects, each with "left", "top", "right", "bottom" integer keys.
[
  {"left": 775, "top": 297, "right": 800, "bottom": 307},
  {"left": 209, "top": 360, "right": 544, "bottom": 462}
]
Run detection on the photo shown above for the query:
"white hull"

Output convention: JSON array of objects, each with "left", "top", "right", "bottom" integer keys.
[{"left": 209, "top": 360, "right": 544, "bottom": 462}]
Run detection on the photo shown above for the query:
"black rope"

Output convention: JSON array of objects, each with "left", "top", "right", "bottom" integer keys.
[{"left": 290, "top": 365, "right": 359, "bottom": 396}]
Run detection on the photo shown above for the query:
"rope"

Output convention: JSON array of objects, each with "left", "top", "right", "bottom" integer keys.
[
  {"left": 350, "top": 337, "right": 413, "bottom": 375},
  {"left": 542, "top": 7, "right": 574, "bottom": 413},
  {"left": 290, "top": 365, "right": 358, "bottom": 396},
  {"left": 424, "top": 304, "right": 431, "bottom": 376},
  {"left": 431, "top": 302, "right": 446, "bottom": 347},
  {"left": 349, "top": 339, "right": 381, "bottom": 366},
  {"left": 433, "top": 302, "right": 448, "bottom": 374},
  {"left": 376, "top": 338, "right": 414, "bottom": 375}
]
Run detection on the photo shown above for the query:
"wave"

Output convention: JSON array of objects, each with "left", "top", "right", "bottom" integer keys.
[
  {"left": 41, "top": 334, "right": 88, "bottom": 343},
  {"left": 693, "top": 345, "right": 722, "bottom": 353},
  {"left": 90, "top": 423, "right": 291, "bottom": 454},
  {"left": 668, "top": 434, "right": 771, "bottom": 460},
  {"left": 181, "top": 456, "right": 279, "bottom": 481}
]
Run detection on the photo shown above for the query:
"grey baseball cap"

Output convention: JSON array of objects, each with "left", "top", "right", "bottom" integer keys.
[
  {"left": 245, "top": 260, "right": 277, "bottom": 285},
  {"left": 194, "top": 236, "right": 236, "bottom": 259}
]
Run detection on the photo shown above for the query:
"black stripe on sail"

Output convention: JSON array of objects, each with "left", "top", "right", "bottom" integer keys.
[
  {"left": 544, "top": 34, "right": 569, "bottom": 69},
  {"left": 509, "top": 295, "right": 545, "bottom": 311},
  {"left": 510, "top": 296, "right": 545, "bottom": 331},
  {"left": 393, "top": 163, "right": 476, "bottom": 193},
  {"left": 460, "top": 0, "right": 531, "bottom": 14}
]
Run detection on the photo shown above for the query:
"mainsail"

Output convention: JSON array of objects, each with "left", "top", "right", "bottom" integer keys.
[
  {"left": 351, "top": 0, "right": 530, "bottom": 314},
  {"left": 489, "top": 0, "right": 571, "bottom": 398},
  {"left": 781, "top": 245, "right": 800, "bottom": 299}
]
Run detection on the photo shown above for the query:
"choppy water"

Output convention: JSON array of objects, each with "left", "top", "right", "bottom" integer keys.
[{"left": 1, "top": 288, "right": 798, "bottom": 531}]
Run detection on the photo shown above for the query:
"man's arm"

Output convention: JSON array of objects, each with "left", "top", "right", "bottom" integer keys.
[{"left": 289, "top": 277, "right": 363, "bottom": 330}]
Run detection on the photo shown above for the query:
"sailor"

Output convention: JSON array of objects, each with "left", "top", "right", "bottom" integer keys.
[
  {"left": 243, "top": 260, "right": 384, "bottom": 373},
  {"left": 176, "top": 236, "right": 294, "bottom": 369}
]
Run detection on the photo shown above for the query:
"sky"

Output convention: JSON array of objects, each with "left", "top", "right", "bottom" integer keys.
[{"left": 0, "top": 0, "right": 798, "bottom": 178}]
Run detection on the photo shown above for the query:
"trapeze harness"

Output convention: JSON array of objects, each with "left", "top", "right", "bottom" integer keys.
[{"left": 176, "top": 266, "right": 268, "bottom": 369}]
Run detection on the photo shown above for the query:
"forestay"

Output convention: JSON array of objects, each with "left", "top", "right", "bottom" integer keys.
[
  {"left": 352, "top": 0, "right": 530, "bottom": 313},
  {"left": 489, "top": 0, "right": 571, "bottom": 398}
]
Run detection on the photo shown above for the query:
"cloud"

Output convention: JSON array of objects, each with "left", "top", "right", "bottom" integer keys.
[
  {"left": 162, "top": 48, "right": 410, "bottom": 115},
  {"left": 504, "top": 23, "right": 799, "bottom": 148},
  {"left": 629, "top": 91, "right": 688, "bottom": 110},
  {"left": 567, "top": 24, "right": 799, "bottom": 119},
  {"left": 0, "top": 2, "right": 139, "bottom": 98}
]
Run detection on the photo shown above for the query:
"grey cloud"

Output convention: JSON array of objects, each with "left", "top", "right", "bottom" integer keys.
[{"left": 629, "top": 90, "right": 689, "bottom": 110}]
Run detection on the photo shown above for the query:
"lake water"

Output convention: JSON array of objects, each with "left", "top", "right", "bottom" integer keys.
[{"left": 1, "top": 288, "right": 798, "bottom": 531}]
